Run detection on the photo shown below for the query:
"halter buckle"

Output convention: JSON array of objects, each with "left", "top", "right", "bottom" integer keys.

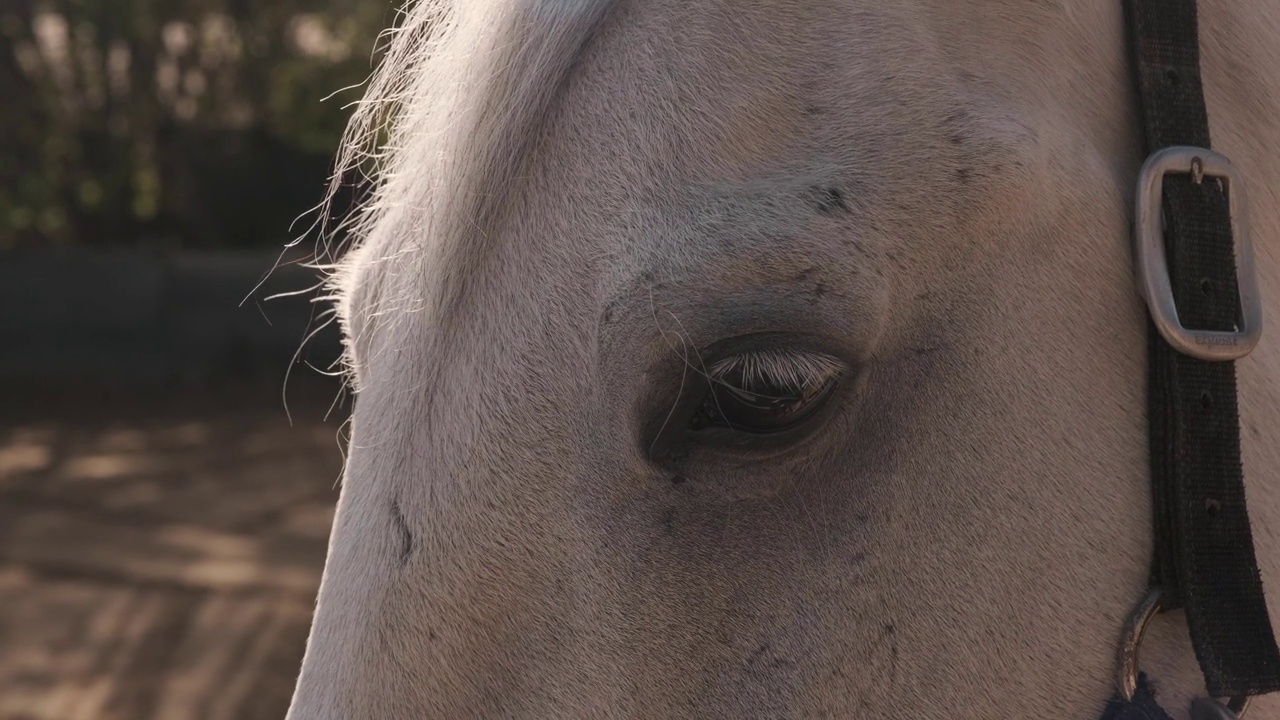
[{"left": 1134, "top": 146, "right": 1262, "bottom": 361}]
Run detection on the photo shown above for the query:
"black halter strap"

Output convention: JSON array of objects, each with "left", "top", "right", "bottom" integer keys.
[{"left": 1105, "top": 0, "right": 1280, "bottom": 714}]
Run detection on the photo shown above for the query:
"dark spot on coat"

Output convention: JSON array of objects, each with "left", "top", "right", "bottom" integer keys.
[
  {"left": 954, "top": 167, "right": 972, "bottom": 183},
  {"left": 942, "top": 110, "right": 968, "bottom": 143},
  {"left": 660, "top": 508, "right": 676, "bottom": 533},
  {"left": 743, "top": 642, "right": 793, "bottom": 672},
  {"left": 813, "top": 186, "right": 848, "bottom": 215},
  {"left": 391, "top": 499, "right": 414, "bottom": 566},
  {"left": 602, "top": 299, "right": 621, "bottom": 324},
  {"left": 804, "top": 105, "right": 826, "bottom": 116}
]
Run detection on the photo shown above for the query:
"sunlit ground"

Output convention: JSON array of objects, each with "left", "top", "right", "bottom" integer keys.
[{"left": 0, "top": 379, "right": 346, "bottom": 720}]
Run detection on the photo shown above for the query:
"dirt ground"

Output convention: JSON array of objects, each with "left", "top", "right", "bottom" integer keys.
[{"left": 0, "top": 379, "right": 348, "bottom": 720}]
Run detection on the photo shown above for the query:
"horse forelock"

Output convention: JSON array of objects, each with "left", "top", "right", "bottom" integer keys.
[{"left": 316, "top": 0, "right": 617, "bottom": 391}]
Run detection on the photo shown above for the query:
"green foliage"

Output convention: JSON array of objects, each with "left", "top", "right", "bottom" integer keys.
[{"left": 0, "top": 0, "right": 390, "bottom": 250}]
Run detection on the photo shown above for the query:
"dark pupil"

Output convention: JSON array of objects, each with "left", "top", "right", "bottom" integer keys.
[{"left": 692, "top": 368, "right": 835, "bottom": 434}]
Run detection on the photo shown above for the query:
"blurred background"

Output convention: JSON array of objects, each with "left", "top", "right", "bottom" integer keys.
[{"left": 1, "top": 1, "right": 389, "bottom": 717}]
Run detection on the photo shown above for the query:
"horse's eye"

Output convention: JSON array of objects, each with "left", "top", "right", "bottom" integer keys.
[{"left": 691, "top": 351, "right": 843, "bottom": 435}]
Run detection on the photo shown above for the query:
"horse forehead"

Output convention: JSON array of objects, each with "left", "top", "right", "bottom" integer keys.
[
  {"left": 337, "top": 0, "right": 1098, "bottom": 376},
  {"left": 557, "top": 9, "right": 1047, "bottom": 272}
]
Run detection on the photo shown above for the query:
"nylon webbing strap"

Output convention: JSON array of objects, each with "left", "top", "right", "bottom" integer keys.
[{"left": 1123, "top": 0, "right": 1280, "bottom": 697}]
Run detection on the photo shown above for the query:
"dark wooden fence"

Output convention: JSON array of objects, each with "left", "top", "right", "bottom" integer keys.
[{"left": 0, "top": 249, "right": 343, "bottom": 387}]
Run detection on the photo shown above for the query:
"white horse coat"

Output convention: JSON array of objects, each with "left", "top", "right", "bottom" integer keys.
[{"left": 289, "top": 1, "right": 1280, "bottom": 717}]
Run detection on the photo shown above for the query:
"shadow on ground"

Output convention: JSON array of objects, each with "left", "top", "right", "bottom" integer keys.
[{"left": 0, "top": 377, "right": 347, "bottom": 720}]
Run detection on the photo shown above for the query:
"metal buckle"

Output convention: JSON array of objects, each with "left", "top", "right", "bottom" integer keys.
[
  {"left": 1134, "top": 146, "right": 1263, "bottom": 361},
  {"left": 1118, "top": 587, "right": 1251, "bottom": 718}
]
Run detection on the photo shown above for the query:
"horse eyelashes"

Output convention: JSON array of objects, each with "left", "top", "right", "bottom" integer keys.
[
  {"left": 694, "top": 348, "right": 845, "bottom": 435},
  {"left": 705, "top": 348, "right": 844, "bottom": 398}
]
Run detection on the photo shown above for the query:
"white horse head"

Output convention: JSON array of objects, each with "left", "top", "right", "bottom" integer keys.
[{"left": 288, "top": 1, "right": 1280, "bottom": 717}]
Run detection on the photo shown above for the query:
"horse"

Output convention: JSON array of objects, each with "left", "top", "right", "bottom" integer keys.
[{"left": 287, "top": 1, "right": 1280, "bottom": 717}]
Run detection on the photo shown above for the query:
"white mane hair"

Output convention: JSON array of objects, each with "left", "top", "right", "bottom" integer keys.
[{"left": 321, "top": 0, "right": 615, "bottom": 390}]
